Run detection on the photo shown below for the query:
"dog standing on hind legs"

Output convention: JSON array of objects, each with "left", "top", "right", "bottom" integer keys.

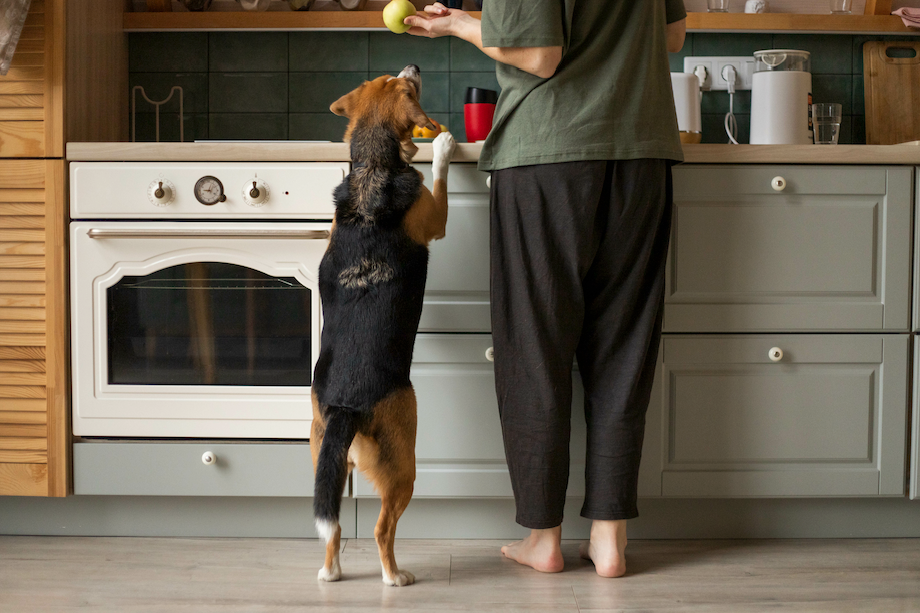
[{"left": 310, "top": 64, "right": 456, "bottom": 587}]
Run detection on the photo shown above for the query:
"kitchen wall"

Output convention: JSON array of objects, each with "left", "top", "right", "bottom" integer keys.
[
  {"left": 128, "top": 31, "right": 917, "bottom": 145},
  {"left": 129, "top": 31, "right": 498, "bottom": 143}
]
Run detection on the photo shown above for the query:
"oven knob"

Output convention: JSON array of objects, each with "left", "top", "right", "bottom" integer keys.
[
  {"left": 242, "top": 179, "right": 270, "bottom": 207},
  {"left": 201, "top": 451, "right": 217, "bottom": 466},
  {"left": 148, "top": 179, "right": 175, "bottom": 206}
]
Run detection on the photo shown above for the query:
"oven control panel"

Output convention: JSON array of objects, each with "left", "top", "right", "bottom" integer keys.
[{"left": 70, "top": 162, "right": 347, "bottom": 219}]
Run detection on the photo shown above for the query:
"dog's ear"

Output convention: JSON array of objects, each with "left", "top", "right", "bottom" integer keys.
[{"left": 330, "top": 86, "right": 362, "bottom": 118}]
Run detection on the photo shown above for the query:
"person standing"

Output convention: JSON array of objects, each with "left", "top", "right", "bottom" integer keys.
[{"left": 405, "top": 0, "right": 686, "bottom": 577}]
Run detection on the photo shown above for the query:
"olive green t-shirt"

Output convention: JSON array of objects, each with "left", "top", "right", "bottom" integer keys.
[{"left": 478, "top": 0, "right": 686, "bottom": 171}]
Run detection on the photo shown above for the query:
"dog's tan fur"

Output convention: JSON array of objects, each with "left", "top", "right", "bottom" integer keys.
[{"left": 312, "top": 70, "right": 450, "bottom": 586}]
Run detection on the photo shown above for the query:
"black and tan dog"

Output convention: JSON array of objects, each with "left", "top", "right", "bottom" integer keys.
[{"left": 311, "top": 64, "right": 456, "bottom": 587}]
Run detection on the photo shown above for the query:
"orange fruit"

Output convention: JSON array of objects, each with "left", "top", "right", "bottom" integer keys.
[{"left": 419, "top": 120, "right": 442, "bottom": 139}]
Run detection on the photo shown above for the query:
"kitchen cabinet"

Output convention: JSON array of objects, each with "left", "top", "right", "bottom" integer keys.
[
  {"left": 912, "top": 337, "right": 920, "bottom": 501},
  {"left": 0, "top": 0, "right": 127, "bottom": 497},
  {"left": 0, "top": 159, "right": 67, "bottom": 497},
  {"left": 352, "top": 334, "right": 661, "bottom": 498},
  {"left": 667, "top": 165, "right": 912, "bottom": 333},
  {"left": 73, "top": 442, "right": 314, "bottom": 497},
  {"left": 649, "top": 334, "right": 909, "bottom": 497},
  {"left": 417, "top": 163, "right": 491, "bottom": 333}
]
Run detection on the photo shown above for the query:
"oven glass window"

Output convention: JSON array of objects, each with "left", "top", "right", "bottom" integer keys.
[{"left": 107, "top": 262, "right": 312, "bottom": 386}]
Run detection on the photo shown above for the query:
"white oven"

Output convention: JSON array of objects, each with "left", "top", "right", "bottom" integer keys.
[{"left": 70, "top": 162, "right": 346, "bottom": 438}]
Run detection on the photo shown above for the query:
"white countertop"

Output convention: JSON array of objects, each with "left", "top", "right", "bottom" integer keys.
[{"left": 66, "top": 142, "right": 920, "bottom": 165}]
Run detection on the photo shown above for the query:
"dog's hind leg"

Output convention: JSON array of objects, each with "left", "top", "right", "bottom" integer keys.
[{"left": 353, "top": 387, "right": 418, "bottom": 586}]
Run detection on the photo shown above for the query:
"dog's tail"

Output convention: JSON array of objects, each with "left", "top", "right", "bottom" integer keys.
[{"left": 313, "top": 407, "right": 359, "bottom": 543}]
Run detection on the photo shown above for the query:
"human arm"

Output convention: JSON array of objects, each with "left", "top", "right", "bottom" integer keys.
[
  {"left": 404, "top": 3, "right": 562, "bottom": 79},
  {"left": 665, "top": 0, "right": 687, "bottom": 53},
  {"left": 667, "top": 18, "right": 686, "bottom": 53}
]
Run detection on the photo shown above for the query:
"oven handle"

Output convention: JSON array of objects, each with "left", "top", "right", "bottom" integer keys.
[{"left": 86, "top": 228, "right": 331, "bottom": 240}]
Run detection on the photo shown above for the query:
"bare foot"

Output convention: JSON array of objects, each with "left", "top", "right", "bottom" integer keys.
[
  {"left": 579, "top": 519, "right": 627, "bottom": 578},
  {"left": 501, "top": 526, "right": 564, "bottom": 573}
]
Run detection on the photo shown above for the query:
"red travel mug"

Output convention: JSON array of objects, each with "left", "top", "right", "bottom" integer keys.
[{"left": 464, "top": 87, "right": 498, "bottom": 143}]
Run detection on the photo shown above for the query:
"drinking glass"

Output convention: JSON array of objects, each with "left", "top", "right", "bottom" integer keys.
[
  {"left": 708, "top": 0, "right": 730, "bottom": 12},
  {"left": 813, "top": 103, "right": 842, "bottom": 145},
  {"left": 829, "top": 0, "right": 852, "bottom": 14}
]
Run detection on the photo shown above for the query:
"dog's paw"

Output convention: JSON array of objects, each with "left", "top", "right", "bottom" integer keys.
[
  {"left": 318, "top": 563, "right": 342, "bottom": 582},
  {"left": 432, "top": 132, "right": 456, "bottom": 167},
  {"left": 382, "top": 570, "right": 416, "bottom": 587}
]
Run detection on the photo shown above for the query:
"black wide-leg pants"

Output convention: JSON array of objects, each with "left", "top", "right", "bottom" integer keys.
[{"left": 489, "top": 159, "right": 673, "bottom": 529}]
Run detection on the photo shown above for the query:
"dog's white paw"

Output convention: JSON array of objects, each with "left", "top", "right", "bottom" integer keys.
[
  {"left": 382, "top": 570, "right": 416, "bottom": 587},
  {"left": 318, "top": 562, "right": 342, "bottom": 582},
  {"left": 432, "top": 132, "right": 456, "bottom": 181}
]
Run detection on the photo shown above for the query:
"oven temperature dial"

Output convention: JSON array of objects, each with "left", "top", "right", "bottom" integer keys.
[
  {"left": 242, "top": 179, "right": 270, "bottom": 207},
  {"left": 148, "top": 179, "right": 175, "bottom": 206}
]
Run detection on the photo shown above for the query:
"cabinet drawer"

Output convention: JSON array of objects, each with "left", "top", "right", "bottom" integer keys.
[
  {"left": 666, "top": 165, "right": 912, "bottom": 332},
  {"left": 354, "top": 334, "right": 595, "bottom": 498},
  {"left": 416, "top": 164, "right": 490, "bottom": 332},
  {"left": 911, "top": 336, "right": 920, "bottom": 501},
  {"left": 74, "top": 442, "right": 314, "bottom": 496},
  {"left": 649, "top": 334, "right": 909, "bottom": 497}
]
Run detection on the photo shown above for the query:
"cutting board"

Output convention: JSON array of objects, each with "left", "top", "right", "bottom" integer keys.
[{"left": 864, "top": 42, "right": 920, "bottom": 145}]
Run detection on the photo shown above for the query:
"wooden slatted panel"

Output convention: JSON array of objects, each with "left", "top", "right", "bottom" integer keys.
[
  {"left": 0, "top": 322, "right": 45, "bottom": 334},
  {"left": 0, "top": 437, "right": 46, "bottom": 450},
  {"left": 0, "top": 398, "right": 45, "bottom": 410},
  {"left": 0, "top": 189, "right": 44, "bottom": 202},
  {"left": 0, "top": 243, "right": 45, "bottom": 255},
  {"left": 0, "top": 308, "right": 45, "bottom": 320},
  {"left": 0, "top": 282, "right": 45, "bottom": 294},
  {"left": 0, "top": 347, "right": 44, "bottom": 360},
  {"left": 0, "top": 360, "right": 45, "bottom": 372},
  {"left": 0, "top": 423, "right": 45, "bottom": 437},
  {"left": 0, "top": 217, "right": 45, "bottom": 229},
  {"left": 0, "top": 373, "right": 45, "bottom": 386},
  {"left": 0, "top": 335, "right": 45, "bottom": 346},
  {"left": 0, "top": 204, "right": 45, "bottom": 216},
  {"left": 0, "top": 0, "right": 49, "bottom": 158},
  {"left": 0, "top": 271, "right": 44, "bottom": 282},
  {"left": 0, "top": 449, "right": 46, "bottom": 463},
  {"left": 0, "top": 230, "right": 45, "bottom": 241},
  {"left": 0, "top": 295, "right": 44, "bottom": 307},
  {"left": 0, "top": 387, "right": 46, "bottom": 400}
]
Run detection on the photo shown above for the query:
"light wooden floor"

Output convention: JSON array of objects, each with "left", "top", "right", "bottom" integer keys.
[{"left": 2, "top": 537, "right": 920, "bottom": 612}]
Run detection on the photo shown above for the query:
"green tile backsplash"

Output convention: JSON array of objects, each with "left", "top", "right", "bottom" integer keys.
[{"left": 128, "top": 31, "right": 914, "bottom": 145}]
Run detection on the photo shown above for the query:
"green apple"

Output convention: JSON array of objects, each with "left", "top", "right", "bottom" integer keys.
[{"left": 383, "top": 0, "right": 416, "bottom": 34}]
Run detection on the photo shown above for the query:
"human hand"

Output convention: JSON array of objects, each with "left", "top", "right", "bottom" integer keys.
[{"left": 404, "top": 3, "right": 472, "bottom": 38}]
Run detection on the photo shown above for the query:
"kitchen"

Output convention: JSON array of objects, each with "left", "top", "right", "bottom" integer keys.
[{"left": 2, "top": 0, "right": 920, "bottom": 609}]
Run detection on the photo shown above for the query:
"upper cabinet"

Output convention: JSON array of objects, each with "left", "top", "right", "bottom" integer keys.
[{"left": 0, "top": 0, "right": 63, "bottom": 158}]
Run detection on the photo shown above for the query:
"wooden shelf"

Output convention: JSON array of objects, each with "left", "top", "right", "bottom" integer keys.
[
  {"left": 123, "top": 10, "right": 918, "bottom": 32},
  {"left": 123, "top": 10, "right": 479, "bottom": 30},
  {"left": 686, "top": 12, "right": 917, "bottom": 33}
]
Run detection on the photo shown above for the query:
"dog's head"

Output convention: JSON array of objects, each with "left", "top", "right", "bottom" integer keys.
[{"left": 330, "top": 64, "right": 435, "bottom": 163}]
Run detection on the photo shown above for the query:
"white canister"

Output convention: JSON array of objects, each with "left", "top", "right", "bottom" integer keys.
[
  {"left": 670, "top": 72, "right": 702, "bottom": 144},
  {"left": 749, "top": 50, "right": 813, "bottom": 145}
]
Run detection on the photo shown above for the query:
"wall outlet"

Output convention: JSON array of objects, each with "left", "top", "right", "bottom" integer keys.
[{"left": 683, "top": 56, "right": 755, "bottom": 91}]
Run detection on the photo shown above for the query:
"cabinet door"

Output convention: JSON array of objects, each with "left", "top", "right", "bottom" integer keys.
[
  {"left": 74, "top": 442, "right": 314, "bottom": 496},
  {"left": 0, "top": 0, "right": 63, "bottom": 158},
  {"left": 0, "top": 159, "right": 67, "bottom": 497},
  {"left": 415, "top": 164, "right": 491, "bottom": 332},
  {"left": 353, "top": 334, "right": 596, "bottom": 498},
  {"left": 649, "top": 334, "right": 909, "bottom": 497},
  {"left": 667, "top": 165, "right": 912, "bottom": 333}
]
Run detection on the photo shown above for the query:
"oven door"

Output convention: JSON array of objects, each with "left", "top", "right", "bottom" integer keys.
[{"left": 71, "top": 221, "right": 329, "bottom": 438}]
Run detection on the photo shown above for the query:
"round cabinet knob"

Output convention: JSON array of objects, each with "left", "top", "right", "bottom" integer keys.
[
  {"left": 771, "top": 176, "right": 787, "bottom": 192},
  {"left": 148, "top": 179, "right": 175, "bottom": 206},
  {"left": 201, "top": 451, "right": 217, "bottom": 465},
  {"left": 485, "top": 347, "right": 495, "bottom": 362},
  {"left": 768, "top": 347, "right": 784, "bottom": 362},
  {"left": 243, "top": 179, "right": 270, "bottom": 207}
]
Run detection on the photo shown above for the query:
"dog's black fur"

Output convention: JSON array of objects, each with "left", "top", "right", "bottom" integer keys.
[{"left": 312, "top": 123, "right": 429, "bottom": 526}]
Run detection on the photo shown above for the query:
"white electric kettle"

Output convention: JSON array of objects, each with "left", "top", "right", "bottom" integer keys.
[
  {"left": 750, "top": 50, "right": 813, "bottom": 145},
  {"left": 671, "top": 72, "right": 702, "bottom": 144}
]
